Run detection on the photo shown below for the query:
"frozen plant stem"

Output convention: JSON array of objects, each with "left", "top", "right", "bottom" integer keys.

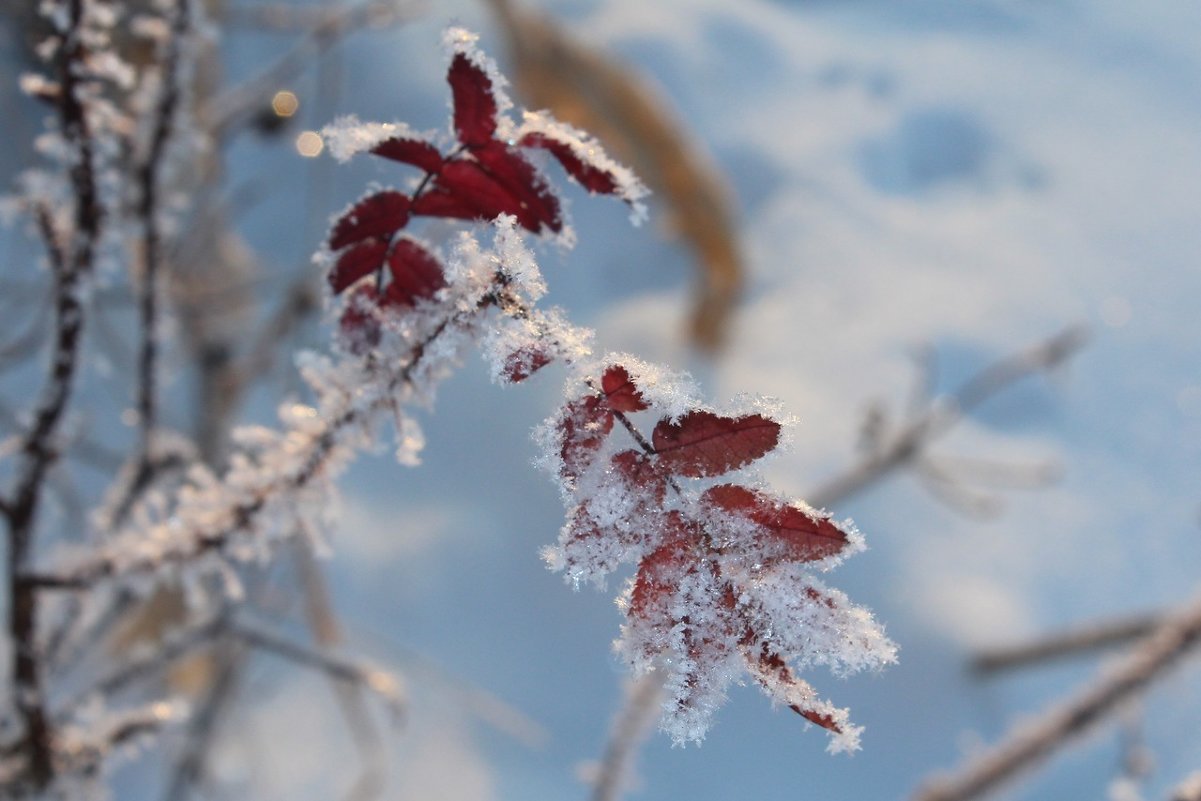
[
  {"left": 807, "top": 326, "right": 1087, "bottom": 510},
  {"left": 30, "top": 287, "right": 502, "bottom": 590},
  {"left": 3, "top": 0, "right": 104, "bottom": 789},
  {"left": 912, "top": 592, "right": 1201, "bottom": 801}
]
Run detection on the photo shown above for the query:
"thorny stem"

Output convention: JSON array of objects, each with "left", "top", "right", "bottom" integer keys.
[{"left": 2, "top": 0, "right": 104, "bottom": 789}]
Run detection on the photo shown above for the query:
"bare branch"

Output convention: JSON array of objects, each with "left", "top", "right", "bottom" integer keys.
[
  {"left": 230, "top": 616, "right": 404, "bottom": 716},
  {"left": 807, "top": 325, "right": 1088, "bottom": 510},
  {"left": 911, "top": 592, "right": 1201, "bottom": 801},
  {"left": 589, "top": 674, "right": 665, "bottom": 801},
  {"left": 972, "top": 612, "right": 1162, "bottom": 675}
]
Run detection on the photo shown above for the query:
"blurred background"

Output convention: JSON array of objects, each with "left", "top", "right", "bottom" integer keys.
[{"left": 3, "top": 1, "right": 1201, "bottom": 800}]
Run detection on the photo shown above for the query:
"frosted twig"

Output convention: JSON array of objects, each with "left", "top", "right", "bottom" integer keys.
[
  {"left": 807, "top": 326, "right": 1087, "bottom": 509},
  {"left": 293, "top": 538, "right": 390, "bottom": 801},
  {"left": 105, "top": 0, "right": 196, "bottom": 531},
  {"left": 589, "top": 673, "right": 665, "bottom": 801},
  {"left": 3, "top": 0, "right": 108, "bottom": 787},
  {"left": 27, "top": 288, "right": 499, "bottom": 591},
  {"left": 230, "top": 616, "right": 404, "bottom": 716},
  {"left": 911, "top": 592, "right": 1201, "bottom": 801},
  {"left": 972, "top": 612, "right": 1162, "bottom": 675}
]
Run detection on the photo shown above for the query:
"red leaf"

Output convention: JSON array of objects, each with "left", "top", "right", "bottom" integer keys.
[
  {"left": 370, "top": 137, "right": 445, "bottom": 173},
  {"left": 328, "top": 239, "right": 388, "bottom": 294},
  {"left": 701, "top": 484, "right": 848, "bottom": 562},
  {"left": 418, "top": 160, "right": 534, "bottom": 229},
  {"left": 384, "top": 238, "right": 445, "bottom": 307},
  {"left": 559, "top": 396, "right": 614, "bottom": 480},
  {"left": 610, "top": 450, "right": 667, "bottom": 504},
  {"left": 753, "top": 648, "right": 841, "bottom": 734},
  {"left": 501, "top": 346, "right": 553, "bottom": 383},
  {"left": 520, "top": 132, "right": 620, "bottom": 195},
  {"left": 448, "top": 53, "right": 498, "bottom": 146},
  {"left": 651, "top": 412, "right": 780, "bottom": 478},
  {"left": 410, "top": 187, "right": 477, "bottom": 221},
  {"left": 600, "top": 365, "right": 648, "bottom": 412},
  {"left": 329, "top": 191, "right": 410, "bottom": 251},
  {"left": 473, "top": 143, "right": 562, "bottom": 232},
  {"left": 629, "top": 512, "right": 696, "bottom": 621}
]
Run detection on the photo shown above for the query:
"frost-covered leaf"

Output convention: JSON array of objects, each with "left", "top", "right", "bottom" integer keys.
[
  {"left": 652, "top": 412, "right": 780, "bottom": 478},
  {"left": 328, "top": 239, "right": 388, "bottom": 294},
  {"left": 448, "top": 52, "right": 499, "bottom": 146},
  {"left": 501, "top": 345, "right": 553, "bottom": 383},
  {"left": 601, "top": 364, "right": 648, "bottom": 412},
  {"left": 559, "top": 395, "right": 614, "bottom": 480},
  {"left": 628, "top": 512, "right": 696, "bottom": 623},
  {"left": 610, "top": 449, "right": 666, "bottom": 504},
  {"left": 473, "top": 143, "right": 562, "bottom": 232},
  {"left": 414, "top": 160, "right": 532, "bottom": 229},
  {"left": 521, "top": 131, "right": 620, "bottom": 194},
  {"left": 370, "top": 136, "right": 445, "bottom": 172},
  {"left": 384, "top": 237, "right": 445, "bottom": 307},
  {"left": 702, "top": 484, "right": 848, "bottom": 563},
  {"left": 329, "top": 191, "right": 411, "bottom": 251}
]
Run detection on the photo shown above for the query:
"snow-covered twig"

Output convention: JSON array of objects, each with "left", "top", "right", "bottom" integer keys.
[{"left": 912, "top": 592, "right": 1201, "bottom": 801}]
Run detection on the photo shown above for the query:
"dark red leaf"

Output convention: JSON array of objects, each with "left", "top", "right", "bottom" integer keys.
[
  {"left": 610, "top": 449, "right": 667, "bottom": 504},
  {"left": 370, "top": 137, "right": 445, "bottom": 173},
  {"left": 410, "top": 187, "right": 477, "bottom": 221},
  {"left": 702, "top": 484, "right": 848, "bottom": 562},
  {"left": 329, "top": 191, "right": 411, "bottom": 251},
  {"left": 600, "top": 365, "right": 648, "bottom": 412},
  {"left": 384, "top": 238, "right": 445, "bottom": 307},
  {"left": 448, "top": 53, "right": 498, "bottom": 146},
  {"left": 328, "top": 239, "right": 388, "bottom": 294},
  {"left": 520, "top": 132, "right": 620, "bottom": 195},
  {"left": 473, "top": 143, "right": 562, "bottom": 232},
  {"left": 501, "top": 346, "right": 553, "bottom": 383},
  {"left": 629, "top": 512, "right": 695, "bottom": 622},
  {"left": 753, "top": 647, "right": 841, "bottom": 734},
  {"left": 559, "top": 395, "right": 614, "bottom": 480},
  {"left": 651, "top": 412, "right": 780, "bottom": 478},
  {"left": 417, "top": 160, "right": 535, "bottom": 230}
]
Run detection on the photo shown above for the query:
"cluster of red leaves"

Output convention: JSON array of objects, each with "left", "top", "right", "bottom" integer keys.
[
  {"left": 555, "top": 365, "right": 858, "bottom": 736},
  {"left": 325, "top": 43, "right": 632, "bottom": 352}
]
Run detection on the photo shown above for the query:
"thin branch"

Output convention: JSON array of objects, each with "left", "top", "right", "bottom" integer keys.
[
  {"left": 292, "top": 538, "right": 390, "bottom": 801},
  {"left": 27, "top": 287, "right": 502, "bottom": 590},
  {"left": 203, "top": 0, "right": 419, "bottom": 143},
  {"left": 972, "top": 612, "right": 1162, "bottom": 675},
  {"left": 4, "top": 0, "right": 105, "bottom": 787},
  {"left": 807, "top": 325, "right": 1088, "bottom": 510},
  {"left": 911, "top": 592, "right": 1201, "bottom": 801},
  {"left": 589, "top": 673, "right": 665, "bottom": 801},
  {"left": 111, "top": 0, "right": 192, "bottom": 527},
  {"left": 230, "top": 616, "right": 403, "bottom": 714}
]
